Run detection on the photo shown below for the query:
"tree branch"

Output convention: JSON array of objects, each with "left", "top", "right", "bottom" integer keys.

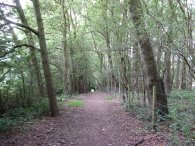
[
  {"left": 158, "top": 44, "right": 195, "bottom": 79},
  {"left": 0, "top": 44, "right": 40, "bottom": 58},
  {"left": 142, "top": 3, "right": 195, "bottom": 79},
  {"left": 0, "top": 49, "right": 15, "bottom": 58},
  {"left": 179, "top": 52, "right": 195, "bottom": 79},
  {"left": 0, "top": 3, "right": 16, "bottom": 8},
  {"left": 0, "top": 16, "right": 39, "bottom": 36},
  {"left": 13, "top": 44, "right": 40, "bottom": 51},
  {"left": 176, "top": 0, "right": 188, "bottom": 21},
  {"left": 12, "top": 25, "right": 26, "bottom": 32},
  {"left": 0, "top": 68, "right": 12, "bottom": 82},
  {"left": 0, "top": 22, "right": 9, "bottom": 29}
]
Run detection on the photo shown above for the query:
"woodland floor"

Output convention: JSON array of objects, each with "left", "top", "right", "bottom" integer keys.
[{"left": 0, "top": 92, "right": 166, "bottom": 146}]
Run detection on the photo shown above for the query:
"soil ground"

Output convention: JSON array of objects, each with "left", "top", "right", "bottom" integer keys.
[{"left": 0, "top": 92, "right": 166, "bottom": 146}]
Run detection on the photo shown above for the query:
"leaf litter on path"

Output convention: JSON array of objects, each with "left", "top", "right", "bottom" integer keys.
[{"left": 0, "top": 92, "right": 166, "bottom": 146}]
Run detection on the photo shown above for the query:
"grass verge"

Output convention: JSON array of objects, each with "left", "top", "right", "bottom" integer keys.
[
  {"left": 66, "top": 100, "right": 84, "bottom": 107},
  {"left": 106, "top": 96, "right": 114, "bottom": 100}
]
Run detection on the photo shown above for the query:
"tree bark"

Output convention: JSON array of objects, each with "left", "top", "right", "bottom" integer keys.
[
  {"left": 61, "top": 0, "right": 72, "bottom": 95},
  {"left": 175, "top": 55, "right": 181, "bottom": 89},
  {"left": 101, "top": 0, "right": 116, "bottom": 91},
  {"left": 164, "top": 0, "right": 177, "bottom": 96},
  {"left": 180, "top": 60, "right": 187, "bottom": 89},
  {"left": 164, "top": 52, "right": 172, "bottom": 95},
  {"left": 129, "top": 0, "right": 168, "bottom": 115},
  {"left": 32, "top": 0, "right": 59, "bottom": 117}
]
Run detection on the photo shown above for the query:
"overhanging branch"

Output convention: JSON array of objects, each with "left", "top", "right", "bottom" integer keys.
[
  {"left": 0, "top": 3, "right": 16, "bottom": 8},
  {"left": 0, "top": 16, "right": 39, "bottom": 36},
  {"left": 0, "top": 68, "right": 12, "bottom": 82},
  {"left": 0, "top": 44, "right": 40, "bottom": 58},
  {"left": 13, "top": 44, "right": 40, "bottom": 51},
  {"left": 179, "top": 52, "right": 195, "bottom": 79},
  {"left": 159, "top": 44, "right": 195, "bottom": 80}
]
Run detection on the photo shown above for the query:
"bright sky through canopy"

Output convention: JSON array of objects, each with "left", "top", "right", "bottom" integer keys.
[
  {"left": 1, "top": 0, "right": 29, "bottom": 7},
  {"left": 1, "top": 0, "right": 195, "bottom": 7}
]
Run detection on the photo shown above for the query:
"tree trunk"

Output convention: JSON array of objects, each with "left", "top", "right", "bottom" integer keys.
[
  {"left": 156, "top": 46, "right": 162, "bottom": 75},
  {"left": 164, "top": 0, "right": 176, "bottom": 96},
  {"left": 21, "top": 71, "right": 26, "bottom": 106},
  {"left": 15, "top": 0, "right": 44, "bottom": 98},
  {"left": 175, "top": 55, "right": 181, "bottom": 89},
  {"left": 187, "top": 7, "right": 194, "bottom": 89},
  {"left": 164, "top": 52, "right": 172, "bottom": 96},
  {"left": 129, "top": 0, "right": 168, "bottom": 115},
  {"left": 171, "top": 54, "right": 175, "bottom": 88},
  {"left": 176, "top": 0, "right": 195, "bottom": 79},
  {"left": 180, "top": 61, "right": 187, "bottom": 90},
  {"left": 0, "top": 90, "right": 3, "bottom": 114},
  {"left": 32, "top": 0, "right": 59, "bottom": 117},
  {"left": 134, "top": 44, "right": 140, "bottom": 104},
  {"left": 61, "top": 0, "right": 72, "bottom": 95},
  {"left": 101, "top": 0, "right": 116, "bottom": 91}
]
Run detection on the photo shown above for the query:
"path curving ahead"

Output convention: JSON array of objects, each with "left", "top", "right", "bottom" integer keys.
[{"left": 0, "top": 92, "right": 166, "bottom": 146}]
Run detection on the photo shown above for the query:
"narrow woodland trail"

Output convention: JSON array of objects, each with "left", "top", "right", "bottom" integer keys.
[{"left": 0, "top": 92, "right": 166, "bottom": 146}]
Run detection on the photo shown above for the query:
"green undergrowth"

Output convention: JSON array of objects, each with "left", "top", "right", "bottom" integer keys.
[
  {"left": 125, "top": 90, "right": 195, "bottom": 146},
  {"left": 57, "top": 94, "right": 71, "bottom": 107},
  {"left": 166, "top": 90, "right": 195, "bottom": 145},
  {"left": 57, "top": 94, "right": 71, "bottom": 101},
  {"left": 0, "top": 98, "right": 49, "bottom": 132},
  {"left": 106, "top": 95, "right": 114, "bottom": 100},
  {"left": 66, "top": 100, "right": 84, "bottom": 107}
]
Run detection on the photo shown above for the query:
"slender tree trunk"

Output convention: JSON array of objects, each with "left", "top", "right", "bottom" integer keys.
[
  {"left": 171, "top": 54, "right": 175, "bottom": 88},
  {"left": 156, "top": 46, "right": 162, "bottom": 75},
  {"left": 0, "top": 90, "right": 2, "bottom": 114},
  {"left": 32, "top": 0, "right": 59, "bottom": 117},
  {"left": 164, "top": 52, "right": 172, "bottom": 95},
  {"left": 129, "top": 0, "right": 168, "bottom": 115},
  {"left": 177, "top": 0, "right": 195, "bottom": 79},
  {"left": 187, "top": 8, "right": 194, "bottom": 89},
  {"left": 164, "top": 0, "right": 176, "bottom": 96},
  {"left": 61, "top": 0, "right": 72, "bottom": 94},
  {"left": 134, "top": 44, "right": 140, "bottom": 104},
  {"left": 21, "top": 71, "right": 26, "bottom": 106},
  {"left": 175, "top": 55, "right": 181, "bottom": 89},
  {"left": 101, "top": 0, "right": 116, "bottom": 91},
  {"left": 180, "top": 61, "right": 187, "bottom": 89},
  {"left": 15, "top": 0, "right": 44, "bottom": 98}
]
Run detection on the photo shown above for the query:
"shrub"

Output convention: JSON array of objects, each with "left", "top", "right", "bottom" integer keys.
[{"left": 0, "top": 98, "right": 49, "bottom": 132}]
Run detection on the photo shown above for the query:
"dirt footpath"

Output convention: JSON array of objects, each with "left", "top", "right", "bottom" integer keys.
[{"left": 0, "top": 92, "right": 166, "bottom": 146}]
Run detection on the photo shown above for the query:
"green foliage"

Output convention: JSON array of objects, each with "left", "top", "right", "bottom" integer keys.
[
  {"left": 57, "top": 94, "right": 71, "bottom": 102},
  {"left": 126, "top": 100, "right": 151, "bottom": 122},
  {"left": 0, "top": 99, "right": 49, "bottom": 132},
  {"left": 170, "top": 90, "right": 195, "bottom": 100},
  {"left": 125, "top": 90, "right": 195, "bottom": 145},
  {"left": 167, "top": 90, "right": 195, "bottom": 145},
  {"left": 66, "top": 100, "right": 84, "bottom": 107}
]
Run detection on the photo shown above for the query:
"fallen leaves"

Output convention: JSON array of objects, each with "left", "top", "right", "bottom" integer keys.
[{"left": 0, "top": 92, "right": 166, "bottom": 146}]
